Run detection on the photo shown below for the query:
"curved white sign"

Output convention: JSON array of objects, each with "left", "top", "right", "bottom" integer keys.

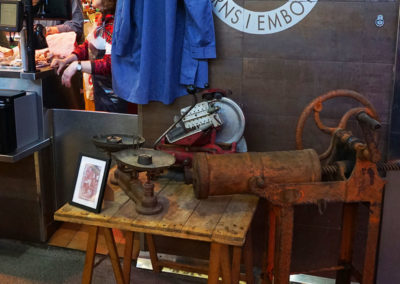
[{"left": 211, "top": 0, "right": 318, "bottom": 35}]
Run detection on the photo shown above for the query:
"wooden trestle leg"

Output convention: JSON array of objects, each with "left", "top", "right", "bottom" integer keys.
[
  {"left": 244, "top": 230, "right": 255, "bottom": 284},
  {"left": 146, "top": 234, "right": 161, "bottom": 272},
  {"left": 122, "top": 231, "right": 141, "bottom": 283},
  {"left": 220, "top": 244, "right": 232, "bottom": 284},
  {"left": 103, "top": 228, "right": 125, "bottom": 284},
  {"left": 207, "top": 242, "right": 232, "bottom": 284},
  {"left": 231, "top": 246, "right": 242, "bottom": 283},
  {"left": 208, "top": 242, "right": 222, "bottom": 284},
  {"left": 82, "top": 226, "right": 99, "bottom": 284},
  {"left": 122, "top": 231, "right": 134, "bottom": 283}
]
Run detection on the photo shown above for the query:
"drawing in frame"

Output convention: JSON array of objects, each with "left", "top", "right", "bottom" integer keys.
[{"left": 70, "top": 153, "right": 110, "bottom": 213}]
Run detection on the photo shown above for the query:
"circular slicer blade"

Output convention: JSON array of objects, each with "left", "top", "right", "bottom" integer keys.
[{"left": 214, "top": 97, "right": 245, "bottom": 144}]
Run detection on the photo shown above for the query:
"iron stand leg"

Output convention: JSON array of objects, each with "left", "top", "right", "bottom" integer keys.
[
  {"left": 336, "top": 203, "right": 358, "bottom": 284},
  {"left": 362, "top": 202, "right": 382, "bottom": 284},
  {"left": 274, "top": 206, "right": 294, "bottom": 284}
]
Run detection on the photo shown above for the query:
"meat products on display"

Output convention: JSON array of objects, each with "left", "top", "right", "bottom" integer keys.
[{"left": 46, "top": 32, "right": 76, "bottom": 58}]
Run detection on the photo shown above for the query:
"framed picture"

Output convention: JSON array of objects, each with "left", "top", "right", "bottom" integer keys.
[{"left": 70, "top": 153, "right": 110, "bottom": 213}]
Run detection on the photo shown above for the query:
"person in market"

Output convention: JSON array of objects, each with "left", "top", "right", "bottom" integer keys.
[
  {"left": 32, "top": 0, "right": 84, "bottom": 40},
  {"left": 50, "top": 0, "right": 127, "bottom": 113}
]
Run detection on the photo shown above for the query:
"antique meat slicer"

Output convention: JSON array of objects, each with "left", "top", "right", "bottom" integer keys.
[
  {"left": 191, "top": 90, "right": 399, "bottom": 284},
  {"left": 154, "top": 86, "right": 247, "bottom": 167}
]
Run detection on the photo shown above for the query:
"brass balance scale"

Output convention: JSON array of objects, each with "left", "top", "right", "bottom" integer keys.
[
  {"left": 92, "top": 134, "right": 175, "bottom": 215},
  {"left": 92, "top": 134, "right": 146, "bottom": 184},
  {"left": 112, "top": 148, "right": 176, "bottom": 215}
]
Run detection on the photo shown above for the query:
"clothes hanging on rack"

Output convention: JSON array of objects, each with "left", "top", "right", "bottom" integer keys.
[{"left": 111, "top": 0, "right": 216, "bottom": 105}]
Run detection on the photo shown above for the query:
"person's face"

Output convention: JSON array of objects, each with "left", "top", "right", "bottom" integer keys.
[{"left": 91, "top": 0, "right": 102, "bottom": 9}]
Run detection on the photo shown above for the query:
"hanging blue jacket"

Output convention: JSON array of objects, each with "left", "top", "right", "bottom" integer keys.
[{"left": 111, "top": 0, "right": 216, "bottom": 105}]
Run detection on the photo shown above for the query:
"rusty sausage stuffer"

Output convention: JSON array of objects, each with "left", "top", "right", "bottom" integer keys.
[{"left": 192, "top": 149, "right": 321, "bottom": 199}]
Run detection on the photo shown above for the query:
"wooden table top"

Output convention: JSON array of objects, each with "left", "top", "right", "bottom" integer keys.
[{"left": 54, "top": 172, "right": 259, "bottom": 246}]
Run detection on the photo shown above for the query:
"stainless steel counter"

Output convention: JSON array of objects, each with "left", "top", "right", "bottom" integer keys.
[
  {"left": 0, "top": 66, "right": 84, "bottom": 163},
  {"left": 0, "top": 138, "right": 51, "bottom": 162},
  {"left": 0, "top": 66, "right": 55, "bottom": 80}
]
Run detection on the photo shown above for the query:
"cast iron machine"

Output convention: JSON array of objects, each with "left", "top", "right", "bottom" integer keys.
[{"left": 192, "top": 89, "right": 397, "bottom": 284}]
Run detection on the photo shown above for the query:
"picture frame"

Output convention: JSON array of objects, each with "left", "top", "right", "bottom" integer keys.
[{"left": 70, "top": 153, "right": 110, "bottom": 213}]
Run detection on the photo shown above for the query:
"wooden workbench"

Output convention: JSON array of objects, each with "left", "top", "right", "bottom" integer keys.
[{"left": 54, "top": 173, "right": 259, "bottom": 284}]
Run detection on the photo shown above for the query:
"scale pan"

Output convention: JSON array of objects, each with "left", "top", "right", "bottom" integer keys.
[
  {"left": 113, "top": 148, "right": 175, "bottom": 171},
  {"left": 92, "top": 134, "right": 145, "bottom": 152}
]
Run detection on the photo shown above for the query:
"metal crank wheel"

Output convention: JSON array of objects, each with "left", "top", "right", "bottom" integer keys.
[{"left": 295, "top": 89, "right": 379, "bottom": 160}]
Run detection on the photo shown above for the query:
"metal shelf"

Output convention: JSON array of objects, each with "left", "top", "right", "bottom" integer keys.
[
  {"left": 0, "top": 67, "right": 55, "bottom": 80},
  {"left": 0, "top": 138, "right": 51, "bottom": 163}
]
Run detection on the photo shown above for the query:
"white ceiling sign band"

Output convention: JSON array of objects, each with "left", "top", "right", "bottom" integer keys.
[{"left": 211, "top": 0, "right": 318, "bottom": 35}]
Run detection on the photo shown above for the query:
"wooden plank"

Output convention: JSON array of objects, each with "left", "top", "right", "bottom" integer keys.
[
  {"left": 153, "top": 182, "right": 200, "bottom": 233},
  {"left": 212, "top": 195, "right": 258, "bottom": 246},
  {"left": 56, "top": 199, "right": 213, "bottom": 243},
  {"left": 112, "top": 199, "right": 139, "bottom": 221},
  {"left": 104, "top": 178, "right": 179, "bottom": 232},
  {"left": 54, "top": 181, "right": 257, "bottom": 245},
  {"left": 111, "top": 198, "right": 164, "bottom": 231},
  {"left": 181, "top": 196, "right": 232, "bottom": 240},
  {"left": 54, "top": 190, "right": 130, "bottom": 225}
]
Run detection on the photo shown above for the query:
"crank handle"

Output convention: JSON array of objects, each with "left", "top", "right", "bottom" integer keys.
[{"left": 356, "top": 111, "right": 381, "bottom": 130}]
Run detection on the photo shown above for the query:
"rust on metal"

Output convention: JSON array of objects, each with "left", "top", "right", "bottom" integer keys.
[
  {"left": 295, "top": 89, "right": 379, "bottom": 160},
  {"left": 336, "top": 203, "right": 358, "bottom": 283},
  {"left": 273, "top": 206, "right": 294, "bottom": 284},
  {"left": 113, "top": 148, "right": 175, "bottom": 215},
  {"left": 192, "top": 149, "right": 321, "bottom": 199}
]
